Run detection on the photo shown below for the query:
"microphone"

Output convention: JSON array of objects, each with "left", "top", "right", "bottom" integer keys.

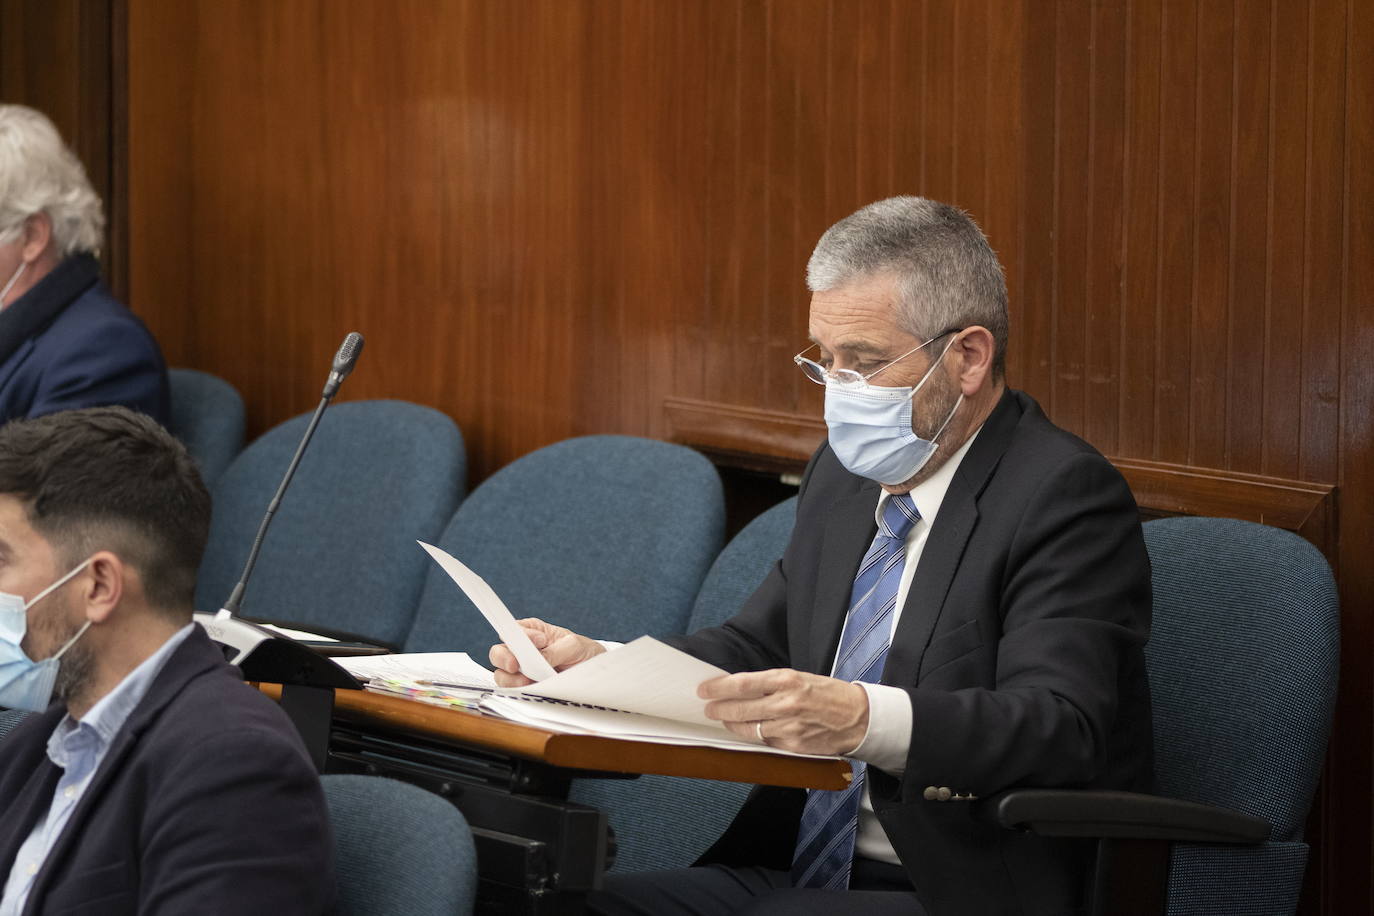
[
  {"left": 219, "top": 331, "right": 365, "bottom": 617},
  {"left": 322, "top": 331, "right": 364, "bottom": 399}
]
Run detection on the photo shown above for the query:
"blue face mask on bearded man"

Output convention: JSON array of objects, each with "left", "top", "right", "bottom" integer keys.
[
  {"left": 822, "top": 335, "right": 961, "bottom": 486},
  {"left": 0, "top": 559, "right": 94, "bottom": 712}
]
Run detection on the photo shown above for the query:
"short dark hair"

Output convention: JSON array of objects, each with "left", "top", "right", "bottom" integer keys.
[{"left": 0, "top": 407, "right": 210, "bottom": 615}]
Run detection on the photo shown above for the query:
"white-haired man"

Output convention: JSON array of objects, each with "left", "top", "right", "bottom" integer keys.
[
  {"left": 0, "top": 104, "right": 168, "bottom": 425},
  {"left": 492, "top": 198, "right": 1154, "bottom": 915}
]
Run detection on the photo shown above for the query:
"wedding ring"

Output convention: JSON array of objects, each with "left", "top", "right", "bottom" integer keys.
[{"left": 755, "top": 721, "right": 766, "bottom": 742}]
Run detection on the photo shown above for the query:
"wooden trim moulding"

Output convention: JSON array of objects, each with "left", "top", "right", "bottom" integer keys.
[
  {"left": 664, "top": 396, "right": 826, "bottom": 477},
  {"left": 663, "top": 397, "right": 1337, "bottom": 556},
  {"left": 1112, "top": 459, "right": 1336, "bottom": 560}
]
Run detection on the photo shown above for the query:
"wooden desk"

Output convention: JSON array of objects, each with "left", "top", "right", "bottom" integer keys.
[
  {"left": 261, "top": 683, "right": 851, "bottom": 914},
  {"left": 260, "top": 682, "right": 850, "bottom": 790}
]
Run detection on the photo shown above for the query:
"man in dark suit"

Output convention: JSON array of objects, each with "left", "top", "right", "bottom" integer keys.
[
  {"left": 0, "top": 104, "right": 169, "bottom": 426},
  {"left": 492, "top": 197, "right": 1153, "bottom": 915},
  {"left": 0, "top": 407, "right": 333, "bottom": 914}
]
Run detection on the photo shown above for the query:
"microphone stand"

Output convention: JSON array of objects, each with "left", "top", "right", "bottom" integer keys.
[
  {"left": 196, "top": 332, "right": 366, "bottom": 771},
  {"left": 220, "top": 394, "right": 331, "bottom": 617}
]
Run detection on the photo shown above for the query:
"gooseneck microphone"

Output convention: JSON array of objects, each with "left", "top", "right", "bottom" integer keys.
[
  {"left": 220, "top": 332, "right": 365, "bottom": 616},
  {"left": 322, "top": 331, "right": 364, "bottom": 399}
]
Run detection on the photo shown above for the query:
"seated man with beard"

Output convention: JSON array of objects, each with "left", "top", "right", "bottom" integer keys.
[
  {"left": 0, "top": 406, "right": 334, "bottom": 914},
  {"left": 493, "top": 197, "right": 1153, "bottom": 916}
]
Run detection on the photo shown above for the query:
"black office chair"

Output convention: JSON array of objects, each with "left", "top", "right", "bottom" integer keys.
[{"left": 980, "top": 516, "right": 1339, "bottom": 915}]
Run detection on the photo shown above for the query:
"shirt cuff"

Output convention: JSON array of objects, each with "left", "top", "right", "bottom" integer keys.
[{"left": 847, "top": 682, "right": 913, "bottom": 775}]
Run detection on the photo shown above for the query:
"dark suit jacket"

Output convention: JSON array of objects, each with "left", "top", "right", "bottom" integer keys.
[
  {"left": 0, "top": 627, "right": 335, "bottom": 915},
  {"left": 672, "top": 389, "right": 1153, "bottom": 916},
  {"left": 0, "top": 254, "right": 170, "bottom": 426}
]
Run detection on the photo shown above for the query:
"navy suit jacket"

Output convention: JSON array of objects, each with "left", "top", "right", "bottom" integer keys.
[
  {"left": 0, "top": 627, "right": 335, "bottom": 915},
  {"left": 673, "top": 389, "right": 1154, "bottom": 916},
  {"left": 0, "top": 255, "right": 169, "bottom": 426}
]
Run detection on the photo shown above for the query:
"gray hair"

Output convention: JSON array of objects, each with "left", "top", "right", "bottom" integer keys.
[
  {"left": 0, "top": 105, "right": 104, "bottom": 256},
  {"left": 807, "top": 196, "right": 1008, "bottom": 376}
]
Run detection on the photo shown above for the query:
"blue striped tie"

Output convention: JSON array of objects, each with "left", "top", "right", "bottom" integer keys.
[{"left": 791, "top": 493, "right": 921, "bottom": 890}]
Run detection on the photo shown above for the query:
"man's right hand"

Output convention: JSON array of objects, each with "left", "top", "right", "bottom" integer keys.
[{"left": 488, "top": 617, "right": 606, "bottom": 687}]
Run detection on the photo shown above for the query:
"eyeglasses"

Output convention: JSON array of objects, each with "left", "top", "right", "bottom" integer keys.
[{"left": 793, "top": 327, "right": 963, "bottom": 386}]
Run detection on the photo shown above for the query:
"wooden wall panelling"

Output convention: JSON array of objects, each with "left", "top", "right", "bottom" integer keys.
[
  {"left": 1049, "top": 0, "right": 1089, "bottom": 438},
  {"left": 762, "top": 0, "right": 821, "bottom": 418},
  {"left": 1018, "top": 0, "right": 1057, "bottom": 406},
  {"left": 981, "top": 0, "right": 1024, "bottom": 398},
  {"left": 1190, "top": 0, "right": 1232, "bottom": 471},
  {"left": 1337, "top": 0, "right": 1374, "bottom": 910},
  {"left": 125, "top": 0, "right": 193, "bottom": 360},
  {"left": 1083, "top": 0, "right": 1127, "bottom": 457},
  {"left": 1117, "top": 0, "right": 1162, "bottom": 460},
  {"left": 919, "top": 0, "right": 955, "bottom": 201},
  {"left": 1153, "top": 0, "right": 1196, "bottom": 467},
  {"left": 1228, "top": 0, "right": 1271, "bottom": 474},
  {"left": 1301, "top": 1, "right": 1346, "bottom": 488},
  {"left": 118, "top": 2, "right": 1371, "bottom": 912},
  {"left": 1265, "top": 0, "right": 1309, "bottom": 482},
  {"left": 0, "top": 0, "right": 123, "bottom": 298}
]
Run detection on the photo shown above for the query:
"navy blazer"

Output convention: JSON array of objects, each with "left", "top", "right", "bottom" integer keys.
[
  {"left": 0, "top": 255, "right": 169, "bottom": 426},
  {"left": 0, "top": 627, "right": 335, "bottom": 915},
  {"left": 674, "top": 389, "right": 1154, "bottom": 916}
]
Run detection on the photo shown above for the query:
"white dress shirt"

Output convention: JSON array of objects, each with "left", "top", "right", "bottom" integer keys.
[
  {"left": 843, "top": 427, "right": 981, "bottom": 864},
  {"left": 0, "top": 625, "right": 193, "bottom": 915}
]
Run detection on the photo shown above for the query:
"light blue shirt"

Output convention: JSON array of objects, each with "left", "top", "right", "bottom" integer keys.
[{"left": 0, "top": 624, "right": 193, "bottom": 916}]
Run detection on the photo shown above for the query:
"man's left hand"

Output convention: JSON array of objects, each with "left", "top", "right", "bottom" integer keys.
[{"left": 699, "top": 669, "right": 869, "bottom": 756}]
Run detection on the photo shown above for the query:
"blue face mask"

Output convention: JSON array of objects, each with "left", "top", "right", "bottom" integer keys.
[
  {"left": 824, "top": 336, "right": 961, "bottom": 486},
  {"left": 0, "top": 560, "right": 94, "bottom": 713}
]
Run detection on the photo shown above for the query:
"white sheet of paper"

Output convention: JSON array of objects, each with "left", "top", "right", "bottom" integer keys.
[
  {"left": 510, "top": 635, "right": 728, "bottom": 727},
  {"left": 259, "top": 624, "right": 339, "bottom": 643},
  {"left": 481, "top": 694, "right": 836, "bottom": 759},
  {"left": 417, "top": 541, "right": 557, "bottom": 682},
  {"left": 337, "top": 652, "right": 497, "bottom": 689}
]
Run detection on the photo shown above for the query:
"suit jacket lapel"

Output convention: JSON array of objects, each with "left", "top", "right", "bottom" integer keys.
[
  {"left": 883, "top": 478, "right": 978, "bottom": 684},
  {"left": 25, "top": 629, "right": 223, "bottom": 905},
  {"left": 0, "top": 255, "right": 100, "bottom": 368},
  {"left": 808, "top": 483, "right": 880, "bottom": 674},
  {"left": 0, "top": 340, "right": 35, "bottom": 393},
  {"left": 0, "top": 760, "right": 62, "bottom": 886},
  {"left": 883, "top": 389, "right": 1023, "bottom": 686}
]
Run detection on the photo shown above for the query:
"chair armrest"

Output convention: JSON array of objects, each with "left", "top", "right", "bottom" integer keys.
[{"left": 976, "top": 788, "right": 1270, "bottom": 844}]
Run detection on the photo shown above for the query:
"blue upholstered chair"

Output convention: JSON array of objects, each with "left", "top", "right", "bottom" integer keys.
[
  {"left": 403, "top": 435, "right": 724, "bottom": 654},
  {"left": 166, "top": 368, "right": 246, "bottom": 487},
  {"left": 197, "top": 400, "right": 465, "bottom": 648},
  {"left": 322, "top": 774, "right": 476, "bottom": 916},
  {"left": 571, "top": 496, "right": 798, "bottom": 873},
  {"left": 685, "top": 496, "right": 799, "bottom": 634},
  {"left": 983, "top": 516, "right": 1339, "bottom": 916}
]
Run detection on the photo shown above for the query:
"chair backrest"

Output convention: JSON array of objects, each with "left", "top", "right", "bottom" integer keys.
[
  {"left": 571, "top": 495, "right": 798, "bottom": 874},
  {"left": 322, "top": 774, "right": 476, "bottom": 916},
  {"left": 688, "top": 495, "right": 798, "bottom": 631},
  {"left": 404, "top": 435, "right": 724, "bottom": 653},
  {"left": 196, "top": 400, "right": 465, "bottom": 647},
  {"left": 1142, "top": 516, "right": 1339, "bottom": 912},
  {"left": 166, "top": 368, "right": 246, "bottom": 487}
]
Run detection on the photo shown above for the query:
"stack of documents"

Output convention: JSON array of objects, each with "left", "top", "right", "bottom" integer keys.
[
  {"left": 334, "top": 543, "right": 835, "bottom": 759},
  {"left": 336, "top": 651, "right": 496, "bottom": 709}
]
